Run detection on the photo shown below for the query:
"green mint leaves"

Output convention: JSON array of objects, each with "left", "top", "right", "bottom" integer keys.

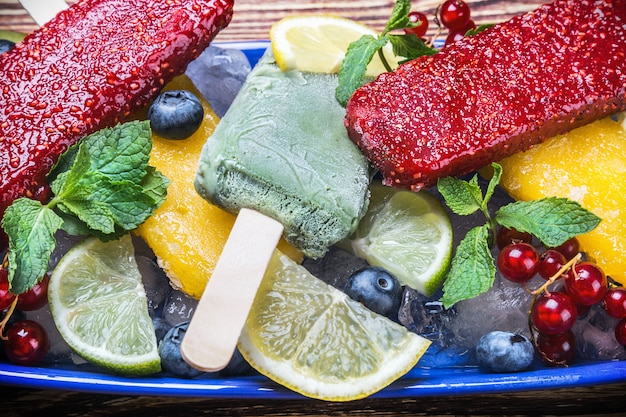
[
  {"left": 336, "top": 0, "right": 437, "bottom": 106},
  {"left": 2, "top": 121, "right": 169, "bottom": 294},
  {"left": 3, "top": 200, "right": 63, "bottom": 295},
  {"left": 438, "top": 163, "right": 601, "bottom": 309}
]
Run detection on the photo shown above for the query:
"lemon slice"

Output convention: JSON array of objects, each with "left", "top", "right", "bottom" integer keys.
[
  {"left": 238, "top": 250, "right": 430, "bottom": 401},
  {"left": 270, "top": 15, "right": 398, "bottom": 76},
  {"left": 48, "top": 235, "right": 160, "bottom": 375},
  {"left": 344, "top": 183, "right": 453, "bottom": 296}
]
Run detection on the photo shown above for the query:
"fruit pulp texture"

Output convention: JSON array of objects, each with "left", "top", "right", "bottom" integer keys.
[
  {"left": 0, "top": 0, "right": 234, "bottom": 249},
  {"left": 497, "top": 116, "right": 626, "bottom": 285},
  {"left": 134, "top": 76, "right": 301, "bottom": 299}
]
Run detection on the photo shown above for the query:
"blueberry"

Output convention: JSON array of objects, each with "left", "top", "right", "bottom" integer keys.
[
  {"left": 158, "top": 321, "right": 204, "bottom": 378},
  {"left": 152, "top": 317, "right": 171, "bottom": 344},
  {"left": 475, "top": 331, "right": 534, "bottom": 372},
  {"left": 343, "top": 266, "right": 403, "bottom": 321},
  {"left": 147, "top": 90, "right": 204, "bottom": 139},
  {"left": 0, "top": 39, "right": 15, "bottom": 55},
  {"left": 219, "top": 348, "right": 256, "bottom": 377}
]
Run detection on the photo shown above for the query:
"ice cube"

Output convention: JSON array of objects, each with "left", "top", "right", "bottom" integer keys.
[
  {"left": 132, "top": 233, "right": 156, "bottom": 259},
  {"left": 447, "top": 272, "right": 537, "bottom": 351},
  {"left": 162, "top": 289, "right": 198, "bottom": 326},
  {"left": 573, "top": 303, "right": 626, "bottom": 361},
  {"left": 398, "top": 287, "right": 459, "bottom": 348},
  {"left": 302, "top": 246, "right": 369, "bottom": 290},
  {"left": 136, "top": 255, "right": 171, "bottom": 318},
  {"left": 24, "top": 306, "right": 73, "bottom": 363},
  {"left": 185, "top": 46, "right": 252, "bottom": 117},
  {"left": 48, "top": 230, "right": 85, "bottom": 271}
]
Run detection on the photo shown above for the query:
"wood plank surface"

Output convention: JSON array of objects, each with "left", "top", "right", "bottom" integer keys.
[
  {"left": 2, "top": 381, "right": 626, "bottom": 416},
  {"left": 0, "top": 0, "right": 545, "bottom": 41}
]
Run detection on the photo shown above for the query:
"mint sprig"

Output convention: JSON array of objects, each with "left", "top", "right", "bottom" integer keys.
[
  {"left": 336, "top": 0, "right": 437, "bottom": 106},
  {"left": 438, "top": 163, "right": 601, "bottom": 308},
  {"left": 1, "top": 121, "right": 170, "bottom": 294}
]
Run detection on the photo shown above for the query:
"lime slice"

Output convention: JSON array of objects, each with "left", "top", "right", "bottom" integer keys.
[
  {"left": 270, "top": 15, "right": 397, "bottom": 76},
  {"left": 0, "top": 30, "right": 27, "bottom": 44},
  {"left": 345, "top": 182, "right": 453, "bottom": 296},
  {"left": 48, "top": 235, "right": 160, "bottom": 375},
  {"left": 238, "top": 250, "right": 430, "bottom": 401}
]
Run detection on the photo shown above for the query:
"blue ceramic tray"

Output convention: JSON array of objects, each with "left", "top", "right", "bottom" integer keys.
[
  {"left": 1, "top": 41, "right": 625, "bottom": 399},
  {"left": 1, "top": 359, "right": 625, "bottom": 398}
]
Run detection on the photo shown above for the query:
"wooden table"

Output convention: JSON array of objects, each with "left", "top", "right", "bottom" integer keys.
[
  {"left": 2, "top": 0, "right": 550, "bottom": 41},
  {"left": 1, "top": 0, "right": 625, "bottom": 415}
]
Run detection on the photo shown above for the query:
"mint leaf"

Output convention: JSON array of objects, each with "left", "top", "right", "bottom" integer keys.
[
  {"left": 484, "top": 163, "right": 502, "bottom": 206},
  {"left": 83, "top": 120, "right": 151, "bottom": 183},
  {"left": 57, "top": 211, "right": 93, "bottom": 236},
  {"left": 57, "top": 172, "right": 161, "bottom": 234},
  {"left": 336, "top": 0, "right": 444, "bottom": 106},
  {"left": 496, "top": 197, "right": 601, "bottom": 247},
  {"left": 1, "top": 199, "right": 63, "bottom": 294},
  {"left": 89, "top": 176, "right": 160, "bottom": 230},
  {"left": 388, "top": 34, "right": 438, "bottom": 62},
  {"left": 336, "top": 34, "right": 389, "bottom": 106},
  {"left": 437, "top": 174, "right": 484, "bottom": 216},
  {"left": 383, "top": 0, "right": 413, "bottom": 33},
  {"left": 59, "top": 199, "right": 116, "bottom": 234},
  {"left": 466, "top": 24, "right": 494, "bottom": 37},
  {"left": 52, "top": 121, "right": 151, "bottom": 184},
  {"left": 3, "top": 121, "right": 169, "bottom": 293},
  {"left": 440, "top": 224, "right": 495, "bottom": 308},
  {"left": 142, "top": 166, "right": 170, "bottom": 204},
  {"left": 50, "top": 144, "right": 92, "bottom": 197}
]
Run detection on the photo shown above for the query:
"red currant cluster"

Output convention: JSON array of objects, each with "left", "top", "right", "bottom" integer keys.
[
  {"left": 0, "top": 265, "right": 50, "bottom": 366},
  {"left": 404, "top": 0, "right": 475, "bottom": 46},
  {"left": 496, "top": 227, "right": 626, "bottom": 366}
]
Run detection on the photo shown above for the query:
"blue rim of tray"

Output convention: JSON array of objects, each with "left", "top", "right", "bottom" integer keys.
[{"left": 1, "top": 40, "right": 625, "bottom": 399}]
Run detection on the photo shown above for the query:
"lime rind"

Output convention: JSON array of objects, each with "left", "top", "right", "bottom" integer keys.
[
  {"left": 238, "top": 251, "right": 430, "bottom": 402},
  {"left": 347, "top": 184, "right": 453, "bottom": 296},
  {"left": 0, "top": 30, "right": 27, "bottom": 43},
  {"left": 48, "top": 235, "right": 160, "bottom": 376}
]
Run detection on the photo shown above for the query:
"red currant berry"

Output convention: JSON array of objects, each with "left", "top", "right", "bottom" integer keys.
[
  {"left": 444, "top": 19, "right": 476, "bottom": 45},
  {"left": 604, "top": 287, "right": 626, "bottom": 319},
  {"left": 496, "top": 227, "right": 532, "bottom": 250},
  {"left": 551, "top": 237, "right": 580, "bottom": 260},
  {"left": 404, "top": 11, "right": 429, "bottom": 38},
  {"left": 438, "top": 0, "right": 471, "bottom": 30},
  {"left": 0, "top": 268, "right": 17, "bottom": 311},
  {"left": 576, "top": 302, "right": 591, "bottom": 317},
  {"left": 497, "top": 242, "right": 539, "bottom": 283},
  {"left": 536, "top": 330, "right": 577, "bottom": 365},
  {"left": 615, "top": 318, "right": 626, "bottom": 346},
  {"left": 537, "top": 249, "right": 567, "bottom": 280},
  {"left": 531, "top": 292, "right": 577, "bottom": 335},
  {"left": 16, "top": 274, "right": 49, "bottom": 311},
  {"left": 564, "top": 262, "right": 607, "bottom": 306},
  {"left": 3, "top": 319, "right": 50, "bottom": 366}
]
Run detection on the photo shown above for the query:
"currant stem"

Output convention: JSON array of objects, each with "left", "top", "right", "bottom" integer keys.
[
  {"left": 530, "top": 253, "right": 582, "bottom": 296},
  {"left": 0, "top": 295, "right": 18, "bottom": 340}
]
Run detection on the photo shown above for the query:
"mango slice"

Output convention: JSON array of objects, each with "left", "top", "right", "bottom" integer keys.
[{"left": 497, "top": 116, "right": 626, "bottom": 285}]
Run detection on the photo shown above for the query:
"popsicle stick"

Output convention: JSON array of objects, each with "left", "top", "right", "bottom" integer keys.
[
  {"left": 181, "top": 208, "right": 283, "bottom": 372},
  {"left": 18, "top": 0, "right": 68, "bottom": 26}
]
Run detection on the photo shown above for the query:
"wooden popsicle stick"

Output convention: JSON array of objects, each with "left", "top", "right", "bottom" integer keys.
[
  {"left": 18, "top": 0, "right": 68, "bottom": 26},
  {"left": 181, "top": 208, "right": 283, "bottom": 372}
]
